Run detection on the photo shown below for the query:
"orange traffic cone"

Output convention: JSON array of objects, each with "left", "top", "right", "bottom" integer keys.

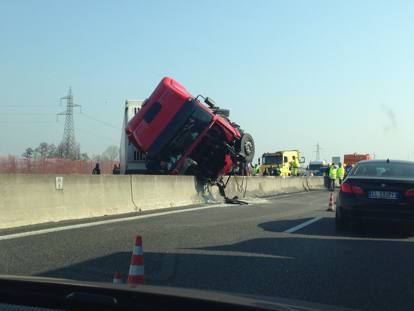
[
  {"left": 327, "top": 193, "right": 335, "bottom": 212},
  {"left": 127, "top": 236, "right": 145, "bottom": 285},
  {"left": 113, "top": 271, "right": 123, "bottom": 284}
]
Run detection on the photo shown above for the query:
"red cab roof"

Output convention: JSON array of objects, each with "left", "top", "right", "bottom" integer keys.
[{"left": 126, "top": 77, "right": 192, "bottom": 152}]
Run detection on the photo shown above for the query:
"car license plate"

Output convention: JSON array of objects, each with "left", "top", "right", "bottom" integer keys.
[{"left": 368, "top": 191, "right": 399, "bottom": 200}]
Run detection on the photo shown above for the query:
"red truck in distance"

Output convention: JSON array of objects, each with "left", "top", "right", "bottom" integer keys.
[
  {"left": 126, "top": 77, "right": 255, "bottom": 182},
  {"left": 344, "top": 153, "right": 373, "bottom": 166}
]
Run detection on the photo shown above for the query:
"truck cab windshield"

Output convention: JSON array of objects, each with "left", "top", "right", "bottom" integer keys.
[
  {"left": 263, "top": 156, "right": 283, "bottom": 165},
  {"left": 148, "top": 100, "right": 213, "bottom": 171},
  {"left": 309, "top": 164, "right": 323, "bottom": 171}
]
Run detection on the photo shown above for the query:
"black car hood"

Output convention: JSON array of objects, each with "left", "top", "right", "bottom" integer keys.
[{"left": 0, "top": 274, "right": 358, "bottom": 311}]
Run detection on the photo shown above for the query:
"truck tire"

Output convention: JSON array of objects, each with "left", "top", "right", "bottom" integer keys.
[{"left": 239, "top": 133, "right": 255, "bottom": 163}]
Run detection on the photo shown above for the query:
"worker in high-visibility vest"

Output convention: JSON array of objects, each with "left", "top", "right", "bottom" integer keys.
[
  {"left": 329, "top": 164, "right": 338, "bottom": 191},
  {"left": 291, "top": 156, "right": 300, "bottom": 176},
  {"left": 252, "top": 164, "right": 260, "bottom": 176},
  {"left": 337, "top": 163, "right": 345, "bottom": 185}
]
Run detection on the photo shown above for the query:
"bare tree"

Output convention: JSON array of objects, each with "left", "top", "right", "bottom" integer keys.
[
  {"left": 80, "top": 153, "right": 90, "bottom": 160},
  {"left": 23, "top": 142, "right": 71, "bottom": 159},
  {"left": 34, "top": 142, "right": 50, "bottom": 159},
  {"left": 57, "top": 142, "right": 80, "bottom": 160},
  {"left": 47, "top": 144, "right": 58, "bottom": 158},
  {"left": 92, "top": 154, "right": 101, "bottom": 161},
  {"left": 22, "top": 148, "right": 34, "bottom": 158},
  {"left": 101, "top": 145, "right": 119, "bottom": 161}
]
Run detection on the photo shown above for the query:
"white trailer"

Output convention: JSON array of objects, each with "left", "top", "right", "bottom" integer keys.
[{"left": 119, "top": 100, "right": 147, "bottom": 174}]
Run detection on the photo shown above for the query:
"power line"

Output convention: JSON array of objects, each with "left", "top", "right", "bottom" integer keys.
[
  {"left": 0, "top": 121, "right": 56, "bottom": 124},
  {"left": 75, "top": 127, "right": 119, "bottom": 143},
  {"left": 0, "top": 110, "right": 121, "bottom": 132},
  {"left": 0, "top": 113, "right": 57, "bottom": 115},
  {"left": 79, "top": 111, "right": 120, "bottom": 130},
  {"left": 0, "top": 105, "right": 58, "bottom": 107}
]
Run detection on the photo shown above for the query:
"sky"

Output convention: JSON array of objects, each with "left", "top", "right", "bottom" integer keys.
[{"left": 1, "top": 0, "right": 414, "bottom": 161}]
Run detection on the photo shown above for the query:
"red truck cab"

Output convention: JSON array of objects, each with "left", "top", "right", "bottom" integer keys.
[{"left": 126, "top": 77, "right": 254, "bottom": 181}]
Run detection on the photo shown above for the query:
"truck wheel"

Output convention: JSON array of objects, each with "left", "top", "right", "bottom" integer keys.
[{"left": 239, "top": 133, "right": 255, "bottom": 163}]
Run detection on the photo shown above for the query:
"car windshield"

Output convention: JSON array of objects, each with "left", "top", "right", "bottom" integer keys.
[
  {"left": 351, "top": 162, "right": 414, "bottom": 178},
  {"left": 2, "top": 2, "right": 414, "bottom": 311}
]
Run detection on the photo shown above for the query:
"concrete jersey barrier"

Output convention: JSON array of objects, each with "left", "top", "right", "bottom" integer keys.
[
  {"left": 0, "top": 174, "right": 135, "bottom": 229},
  {"left": 223, "top": 176, "right": 324, "bottom": 198},
  {"left": 130, "top": 175, "right": 205, "bottom": 211},
  {"left": 0, "top": 174, "right": 325, "bottom": 229}
]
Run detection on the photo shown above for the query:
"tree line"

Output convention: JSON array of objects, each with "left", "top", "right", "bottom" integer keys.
[{"left": 21, "top": 143, "right": 119, "bottom": 161}]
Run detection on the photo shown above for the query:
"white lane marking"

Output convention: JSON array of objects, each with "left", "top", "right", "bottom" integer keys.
[
  {"left": 0, "top": 203, "right": 227, "bottom": 241},
  {"left": 284, "top": 217, "right": 322, "bottom": 233}
]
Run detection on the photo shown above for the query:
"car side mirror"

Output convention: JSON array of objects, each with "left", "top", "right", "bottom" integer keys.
[
  {"left": 213, "top": 108, "right": 230, "bottom": 117},
  {"left": 205, "top": 97, "right": 216, "bottom": 108}
]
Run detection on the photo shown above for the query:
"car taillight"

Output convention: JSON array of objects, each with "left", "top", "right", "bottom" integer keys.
[
  {"left": 340, "top": 183, "right": 364, "bottom": 194},
  {"left": 405, "top": 189, "right": 414, "bottom": 197},
  {"left": 340, "top": 183, "right": 352, "bottom": 193},
  {"left": 352, "top": 185, "right": 364, "bottom": 194}
]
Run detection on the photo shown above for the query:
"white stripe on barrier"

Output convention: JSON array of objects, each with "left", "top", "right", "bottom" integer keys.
[
  {"left": 129, "top": 265, "right": 144, "bottom": 276},
  {"left": 284, "top": 217, "right": 322, "bottom": 233},
  {"left": 133, "top": 246, "right": 143, "bottom": 255}
]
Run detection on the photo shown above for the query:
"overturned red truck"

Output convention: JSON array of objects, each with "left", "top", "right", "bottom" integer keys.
[{"left": 126, "top": 77, "right": 254, "bottom": 182}]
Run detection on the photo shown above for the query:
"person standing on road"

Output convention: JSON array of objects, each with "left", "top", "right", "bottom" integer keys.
[
  {"left": 323, "top": 165, "right": 330, "bottom": 189},
  {"left": 291, "top": 156, "right": 299, "bottom": 176},
  {"left": 252, "top": 164, "right": 259, "bottom": 176},
  {"left": 329, "top": 164, "right": 337, "bottom": 191},
  {"left": 337, "top": 163, "right": 345, "bottom": 185},
  {"left": 255, "top": 164, "right": 261, "bottom": 176},
  {"left": 275, "top": 165, "right": 281, "bottom": 176},
  {"left": 92, "top": 163, "right": 101, "bottom": 175},
  {"left": 345, "top": 163, "right": 353, "bottom": 176}
]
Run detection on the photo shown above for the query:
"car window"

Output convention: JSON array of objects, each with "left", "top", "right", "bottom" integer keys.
[{"left": 351, "top": 162, "right": 414, "bottom": 178}]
